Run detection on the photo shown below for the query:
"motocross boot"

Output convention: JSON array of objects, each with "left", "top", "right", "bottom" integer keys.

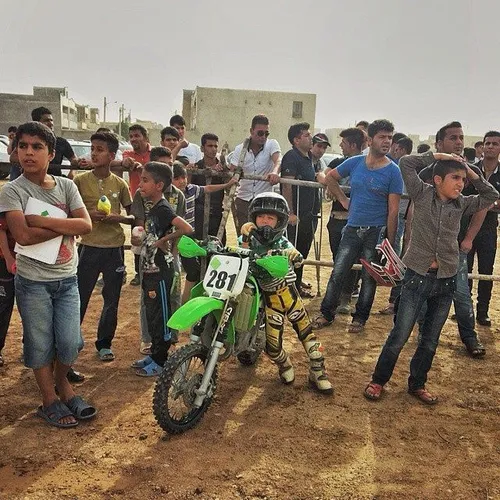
[
  {"left": 271, "top": 350, "right": 295, "bottom": 385},
  {"left": 308, "top": 357, "right": 334, "bottom": 394},
  {"left": 302, "top": 338, "right": 333, "bottom": 394}
]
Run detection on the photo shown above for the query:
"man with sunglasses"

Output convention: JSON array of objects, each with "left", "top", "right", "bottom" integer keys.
[{"left": 230, "top": 115, "right": 281, "bottom": 233}]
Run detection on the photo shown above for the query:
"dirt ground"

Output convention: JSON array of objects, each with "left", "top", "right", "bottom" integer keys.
[{"left": 0, "top": 206, "right": 499, "bottom": 500}]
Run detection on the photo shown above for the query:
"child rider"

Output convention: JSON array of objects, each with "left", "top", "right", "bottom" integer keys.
[{"left": 240, "top": 192, "right": 333, "bottom": 394}]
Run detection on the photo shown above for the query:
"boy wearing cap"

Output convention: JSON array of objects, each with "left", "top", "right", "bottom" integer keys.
[{"left": 281, "top": 124, "right": 326, "bottom": 297}]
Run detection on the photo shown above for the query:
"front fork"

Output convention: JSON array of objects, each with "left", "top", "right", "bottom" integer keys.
[{"left": 193, "top": 299, "right": 237, "bottom": 408}]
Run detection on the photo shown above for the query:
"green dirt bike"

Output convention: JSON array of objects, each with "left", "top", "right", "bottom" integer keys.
[{"left": 153, "top": 235, "right": 289, "bottom": 435}]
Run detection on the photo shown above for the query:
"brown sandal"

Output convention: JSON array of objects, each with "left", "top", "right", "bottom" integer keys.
[
  {"left": 364, "top": 382, "right": 383, "bottom": 400},
  {"left": 408, "top": 388, "right": 438, "bottom": 405},
  {"left": 311, "top": 315, "right": 333, "bottom": 330}
]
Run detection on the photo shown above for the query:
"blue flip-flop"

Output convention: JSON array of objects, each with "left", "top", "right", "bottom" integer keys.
[
  {"left": 131, "top": 356, "right": 153, "bottom": 369},
  {"left": 98, "top": 348, "right": 115, "bottom": 362},
  {"left": 136, "top": 360, "right": 163, "bottom": 377},
  {"left": 36, "top": 400, "right": 78, "bottom": 428}
]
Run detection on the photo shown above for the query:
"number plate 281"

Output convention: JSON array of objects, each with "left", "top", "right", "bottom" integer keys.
[{"left": 203, "top": 255, "right": 249, "bottom": 299}]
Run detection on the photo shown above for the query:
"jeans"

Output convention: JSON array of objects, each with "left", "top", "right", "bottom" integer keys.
[
  {"left": 320, "top": 225, "right": 383, "bottom": 323},
  {"left": 287, "top": 214, "right": 318, "bottom": 287},
  {"left": 467, "top": 229, "right": 497, "bottom": 317},
  {"left": 15, "top": 274, "right": 82, "bottom": 369},
  {"left": 372, "top": 269, "right": 455, "bottom": 391},
  {"left": 326, "top": 217, "right": 357, "bottom": 298},
  {"left": 77, "top": 245, "right": 125, "bottom": 350}
]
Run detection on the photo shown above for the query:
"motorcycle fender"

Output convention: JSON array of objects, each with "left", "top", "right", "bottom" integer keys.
[{"left": 167, "top": 296, "right": 224, "bottom": 330}]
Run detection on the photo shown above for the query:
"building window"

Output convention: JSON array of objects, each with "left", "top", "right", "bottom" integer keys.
[{"left": 292, "top": 101, "right": 303, "bottom": 118}]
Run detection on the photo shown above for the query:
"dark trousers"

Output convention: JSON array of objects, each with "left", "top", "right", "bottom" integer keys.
[
  {"left": 77, "top": 245, "right": 125, "bottom": 350},
  {"left": 142, "top": 270, "right": 173, "bottom": 366},
  {"left": 467, "top": 229, "right": 497, "bottom": 317},
  {"left": 134, "top": 253, "right": 140, "bottom": 274},
  {"left": 0, "top": 259, "right": 15, "bottom": 351},
  {"left": 327, "top": 217, "right": 358, "bottom": 297},
  {"left": 321, "top": 226, "right": 382, "bottom": 323},
  {"left": 234, "top": 198, "right": 250, "bottom": 236},
  {"left": 372, "top": 269, "right": 455, "bottom": 391},
  {"left": 287, "top": 215, "right": 318, "bottom": 287}
]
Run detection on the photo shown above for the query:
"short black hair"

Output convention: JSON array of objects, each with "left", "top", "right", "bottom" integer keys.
[
  {"left": 96, "top": 127, "right": 112, "bottom": 133},
  {"left": 8, "top": 126, "right": 17, "bottom": 133},
  {"left": 16, "top": 121, "right": 56, "bottom": 154},
  {"left": 169, "top": 115, "right": 185, "bottom": 127},
  {"left": 436, "top": 121, "right": 462, "bottom": 142},
  {"left": 397, "top": 137, "right": 413, "bottom": 155},
  {"left": 367, "top": 119, "right": 394, "bottom": 139},
  {"left": 90, "top": 132, "right": 119, "bottom": 153},
  {"left": 433, "top": 160, "right": 466, "bottom": 181},
  {"left": 339, "top": 127, "right": 365, "bottom": 150},
  {"left": 251, "top": 114, "right": 269, "bottom": 129},
  {"left": 161, "top": 126, "right": 180, "bottom": 141},
  {"left": 201, "top": 132, "right": 218, "bottom": 146},
  {"left": 150, "top": 146, "right": 172, "bottom": 162},
  {"left": 287, "top": 122, "right": 310, "bottom": 145},
  {"left": 176, "top": 156, "right": 189, "bottom": 167},
  {"left": 172, "top": 161, "right": 187, "bottom": 179},
  {"left": 474, "top": 141, "right": 484, "bottom": 148},
  {"left": 128, "top": 124, "right": 148, "bottom": 139},
  {"left": 417, "top": 143, "right": 431, "bottom": 153},
  {"left": 31, "top": 107, "right": 52, "bottom": 122},
  {"left": 143, "top": 161, "right": 172, "bottom": 188},
  {"left": 392, "top": 132, "right": 407, "bottom": 144},
  {"left": 463, "top": 148, "right": 476, "bottom": 163},
  {"left": 483, "top": 131, "right": 500, "bottom": 142},
  {"left": 356, "top": 120, "right": 369, "bottom": 129}
]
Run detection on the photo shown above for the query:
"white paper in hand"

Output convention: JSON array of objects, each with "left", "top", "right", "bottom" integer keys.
[{"left": 14, "top": 197, "right": 68, "bottom": 264}]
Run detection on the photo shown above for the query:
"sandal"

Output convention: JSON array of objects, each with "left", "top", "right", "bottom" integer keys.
[
  {"left": 64, "top": 395, "right": 98, "bottom": 420},
  {"left": 348, "top": 321, "right": 365, "bottom": 333},
  {"left": 311, "top": 315, "right": 333, "bottom": 330},
  {"left": 364, "top": 382, "right": 383, "bottom": 401},
  {"left": 408, "top": 388, "right": 438, "bottom": 405},
  {"left": 301, "top": 281, "right": 312, "bottom": 290},
  {"left": 98, "top": 348, "right": 115, "bottom": 362},
  {"left": 131, "top": 356, "right": 153, "bottom": 369},
  {"left": 464, "top": 339, "right": 486, "bottom": 358},
  {"left": 136, "top": 360, "right": 163, "bottom": 377},
  {"left": 36, "top": 400, "right": 78, "bottom": 428}
]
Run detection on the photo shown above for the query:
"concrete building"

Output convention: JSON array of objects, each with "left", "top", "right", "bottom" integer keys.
[
  {"left": 182, "top": 86, "right": 316, "bottom": 152},
  {"left": 0, "top": 86, "right": 99, "bottom": 138}
]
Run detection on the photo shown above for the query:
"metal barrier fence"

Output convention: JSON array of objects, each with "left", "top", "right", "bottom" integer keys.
[{"left": 1, "top": 162, "right": 499, "bottom": 285}]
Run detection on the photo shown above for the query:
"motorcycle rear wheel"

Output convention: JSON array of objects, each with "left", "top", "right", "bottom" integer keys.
[{"left": 153, "top": 343, "right": 218, "bottom": 434}]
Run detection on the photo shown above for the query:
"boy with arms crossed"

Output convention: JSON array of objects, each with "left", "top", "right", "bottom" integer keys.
[
  {"left": 364, "top": 151, "right": 498, "bottom": 404},
  {"left": 0, "top": 122, "right": 94, "bottom": 427}
]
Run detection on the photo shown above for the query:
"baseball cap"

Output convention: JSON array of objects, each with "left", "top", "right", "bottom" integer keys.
[{"left": 312, "top": 133, "right": 331, "bottom": 147}]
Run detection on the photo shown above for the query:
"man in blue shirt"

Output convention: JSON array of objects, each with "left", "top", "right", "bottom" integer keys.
[{"left": 314, "top": 119, "right": 403, "bottom": 333}]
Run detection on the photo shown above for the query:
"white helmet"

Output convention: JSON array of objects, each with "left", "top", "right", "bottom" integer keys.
[{"left": 360, "top": 239, "right": 406, "bottom": 286}]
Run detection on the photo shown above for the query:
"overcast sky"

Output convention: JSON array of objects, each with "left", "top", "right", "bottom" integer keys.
[{"left": 1, "top": 0, "right": 498, "bottom": 138}]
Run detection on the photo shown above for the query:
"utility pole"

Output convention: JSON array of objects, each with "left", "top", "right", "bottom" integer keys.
[
  {"left": 103, "top": 96, "right": 107, "bottom": 124},
  {"left": 118, "top": 104, "right": 125, "bottom": 138}
]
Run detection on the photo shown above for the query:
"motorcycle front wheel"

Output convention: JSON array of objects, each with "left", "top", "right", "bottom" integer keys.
[{"left": 153, "top": 343, "right": 218, "bottom": 434}]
